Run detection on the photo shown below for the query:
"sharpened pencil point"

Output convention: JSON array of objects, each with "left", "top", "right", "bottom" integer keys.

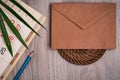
[{"left": 29, "top": 51, "right": 34, "bottom": 57}]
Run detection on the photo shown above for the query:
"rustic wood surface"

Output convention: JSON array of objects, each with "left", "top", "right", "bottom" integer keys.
[{"left": 8, "top": 0, "right": 120, "bottom": 80}]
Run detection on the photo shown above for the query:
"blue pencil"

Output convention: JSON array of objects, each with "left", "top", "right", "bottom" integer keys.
[{"left": 14, "top": 51, "right": 34, "bottom": 80}]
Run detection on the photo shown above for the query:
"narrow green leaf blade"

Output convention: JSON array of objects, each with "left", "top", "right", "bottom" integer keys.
[
  {"left": 0, "top": 13, "right": 13, "bottom": 56},
  {"left": 0, "top": 8, "right": 28, "bottom": 49},
  {"left": 0, "top": 0, "right": 40, "bottom": 36},
  {"left": 10, "top": 0, "right": 47, "bottom": 30}
]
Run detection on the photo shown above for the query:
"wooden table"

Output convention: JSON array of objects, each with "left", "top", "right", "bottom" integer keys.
[{"left": 8, "top": 0, "right": 120, "bottom": 80}]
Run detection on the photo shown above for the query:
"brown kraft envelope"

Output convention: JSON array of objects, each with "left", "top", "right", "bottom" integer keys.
[{"left": 51, "top": 3, "right": 116, "bottom": 49}]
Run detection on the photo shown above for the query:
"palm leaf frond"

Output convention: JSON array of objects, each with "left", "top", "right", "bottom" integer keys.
[
  {"left": 0, "top": 12, "right": 13, "bottom": 56},
  {"left": 0, "top": 8, "right": 28, "bottom": 49},
  {"left": 10, "top": 0, "right": 47, "bottom": 30},
  {"left": 0, "top": 0, "right": 40, "bottom": 36}
]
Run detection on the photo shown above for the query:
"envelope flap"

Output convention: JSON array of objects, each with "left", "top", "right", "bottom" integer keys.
[{"left": 52, "top": 3, "right": 116, "bottom": 29}]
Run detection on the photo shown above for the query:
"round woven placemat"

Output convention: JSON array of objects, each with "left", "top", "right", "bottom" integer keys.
[{"left": 58, "top": 49, "right": 106, "bottom": 65}]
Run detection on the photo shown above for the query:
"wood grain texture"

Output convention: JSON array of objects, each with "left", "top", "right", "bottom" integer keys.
[{"left": 8, "top": 0, "right": 120, "bottom": 80}]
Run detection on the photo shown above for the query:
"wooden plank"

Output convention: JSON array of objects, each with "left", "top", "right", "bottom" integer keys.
[{"left": 8, "top": 0, "right": 120, "bottom": 80}]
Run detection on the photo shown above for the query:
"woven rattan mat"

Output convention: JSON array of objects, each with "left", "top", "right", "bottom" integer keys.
[{"left": 58, "top": 49, "right": 106, "bottom": 65}]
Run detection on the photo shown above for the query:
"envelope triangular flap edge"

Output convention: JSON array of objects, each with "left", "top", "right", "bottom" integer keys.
[{"left": 52, "top": 3, "right": 116, "bottom": 30}]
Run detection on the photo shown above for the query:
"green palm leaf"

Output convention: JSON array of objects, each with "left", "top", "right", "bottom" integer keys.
[
  {"left": 0, "top": 13, "right": 13, "bottom": 56},
  {"left": 0, "top": 8, "right": 28, "bottom": 49},
  {"left": 0, "top": 0, "right": 40, "bottom": 36},
  {"left": 10, "top": 0, "right": 47, "bottom": 30}
]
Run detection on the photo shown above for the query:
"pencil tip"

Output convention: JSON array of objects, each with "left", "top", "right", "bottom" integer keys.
[{"left": 29, "top": 51, "right": 34, "bottom": 57}]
